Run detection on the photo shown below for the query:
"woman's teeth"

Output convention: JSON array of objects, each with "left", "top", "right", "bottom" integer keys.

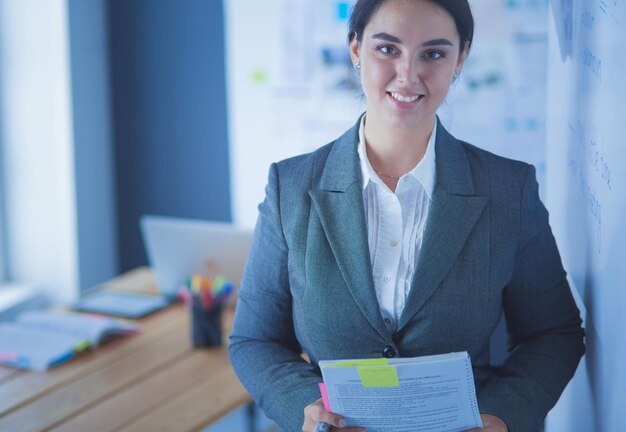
[{"left": 390, "top": 92, "right": 420, "bottom": 103}]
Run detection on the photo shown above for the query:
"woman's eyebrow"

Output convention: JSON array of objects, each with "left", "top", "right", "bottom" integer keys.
[
  {"left": 422, "top": 38, "right": 454, "bottom": 47},
  {"left": 372, "top": 32, "right": 402, "bottom": 43},
  {"left": 371, "top": 33, "right": 454, "bottom": 48}
]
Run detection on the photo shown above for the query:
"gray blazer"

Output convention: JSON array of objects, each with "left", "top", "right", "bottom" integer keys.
[{"left": 229, "top": 118, "right": 584, "bottom": 432}]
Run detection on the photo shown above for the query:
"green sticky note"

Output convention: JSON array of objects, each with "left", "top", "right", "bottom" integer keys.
[
  {"left": 251, "top": 69, "right": 267, "bottom": 84},
  {"left": 357, "top": 366, "right": 400, "bottom": 387},
  {"left": 330, "top": 358, "right": 388, "bottom": 368}
]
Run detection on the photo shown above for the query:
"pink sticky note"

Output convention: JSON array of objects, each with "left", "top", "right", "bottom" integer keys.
[{"left": 318, "top": 383, "right": 332, "bottom": 412}]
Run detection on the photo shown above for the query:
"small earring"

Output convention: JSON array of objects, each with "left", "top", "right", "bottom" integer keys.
[
  {"left": 354, "top": 63, "right": 361, "bottom": 71},
  {"left": 452, "top": 71, "right": 460, "bottom": 81}
]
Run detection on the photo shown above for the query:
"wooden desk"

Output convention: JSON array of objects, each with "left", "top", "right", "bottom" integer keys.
[{"left": 0, "top": 268, "right": 252, "bottom": 432}]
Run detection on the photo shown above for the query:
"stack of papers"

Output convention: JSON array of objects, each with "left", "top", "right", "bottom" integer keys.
[
  {"left": 319, "top": 351, "right": 482, "bottom": 432},
  {"left": 0, "top": 310, "right": 138, "bottom": 372}
]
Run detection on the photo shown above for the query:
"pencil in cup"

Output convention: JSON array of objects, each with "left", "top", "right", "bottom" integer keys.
[{"left": 177, "top": 274, "right": 235, "bottom": 347}]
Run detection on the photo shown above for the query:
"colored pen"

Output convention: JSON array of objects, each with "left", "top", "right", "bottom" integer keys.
[
  {"left": 178, "top": 286, "right": 192, "bottom": 305},
  {"left": 313, "top": 422, "right": 331, "bottom": 432}
]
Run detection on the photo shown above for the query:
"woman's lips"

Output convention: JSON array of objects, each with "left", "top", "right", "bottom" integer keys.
[{"left": 388, "top": 91, "right": 424, "bottom": 108}]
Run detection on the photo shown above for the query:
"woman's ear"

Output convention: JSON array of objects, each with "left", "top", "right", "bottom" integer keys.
[
  {"left": 456, "top": 41, "right": 470, "bottom": 70},
  {"left": 349, "top": 34, "right": 361, "bottom": 68}
]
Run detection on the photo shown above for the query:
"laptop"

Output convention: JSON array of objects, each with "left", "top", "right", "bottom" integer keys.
[
  {"left": 140, "top": 215, "right": 253, "bottom": 297},
  {"left": 73, "top": 216, "right": 254, "bottom": 318}
]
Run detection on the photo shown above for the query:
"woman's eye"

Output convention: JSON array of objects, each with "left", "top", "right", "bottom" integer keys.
[
  {"left": 377, "top": 45, "right": 399, "bottom": 55},
  {"left": 425, "top": 50, "right": 445, "bottom": 60}
]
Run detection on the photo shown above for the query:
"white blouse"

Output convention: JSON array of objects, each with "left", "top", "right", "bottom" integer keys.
[{"left": 357, "top": 115, "right": 437, "bottom": 334}]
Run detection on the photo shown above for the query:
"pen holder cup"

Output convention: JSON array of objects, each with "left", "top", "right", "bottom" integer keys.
[{"left": 190, "top": 303, "right": 223, "bottom": 348}]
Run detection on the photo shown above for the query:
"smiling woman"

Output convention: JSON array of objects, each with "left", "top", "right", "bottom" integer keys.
[{"left": 229, "top": 1, "right": 584, "bottom": 431}]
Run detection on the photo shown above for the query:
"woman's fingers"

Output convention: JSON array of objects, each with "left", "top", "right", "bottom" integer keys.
[{"left": 303, "top": 398, "right": 366, "bottom": 431}]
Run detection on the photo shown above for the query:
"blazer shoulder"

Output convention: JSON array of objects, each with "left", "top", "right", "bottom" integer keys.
[
  {"left": 459, "top": 140, "right": 534, "bottom": 192},
  {"left": 462, "top": 140, "right": 530, "bottom": 173},
  {"left": 272, "top": 140, "right": 336, "bottom": 191}
]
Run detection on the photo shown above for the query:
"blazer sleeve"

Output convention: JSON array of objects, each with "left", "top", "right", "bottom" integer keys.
[
  {"left": 229, "top": 163, "right": 321, "bottom": 432},
  {"left": 477, "top": 165, "right": 585, "bottom": 431}
]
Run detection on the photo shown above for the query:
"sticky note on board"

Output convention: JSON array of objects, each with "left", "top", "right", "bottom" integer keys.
[
  {"left": 337, "top": 2, "right": 350, "bottom": 20},
  {"left": 357, "top": 365, "right": 400, "bottom": 387},
  {"left": 251, "top": 70, "right": 267, "bottom": 85}
]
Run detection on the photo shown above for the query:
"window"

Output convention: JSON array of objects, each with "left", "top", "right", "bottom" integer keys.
[
  {"left": 0, "top": 139, "right": 6, "bottom": 283},
  {"left": 0, "top": 161, "right": 6, "bottom": 283},
  {"left": 0, "top": 16, "right": 6, "bottom": 284}
]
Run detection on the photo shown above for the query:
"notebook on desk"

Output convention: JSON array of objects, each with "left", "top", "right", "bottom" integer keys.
[
  {"left": 0, "top": 310, "right": 138, "bottom": 371},
  {"left": 72, "top": 289, "right": 170, "bottom": 319},
  {"left": 73, "top": 215, "right": 254, "bottom": 318}
]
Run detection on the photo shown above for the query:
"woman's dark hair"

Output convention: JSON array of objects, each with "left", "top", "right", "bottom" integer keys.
[{"left": 348, "top": 0, "right": 474, "bottom": 53}]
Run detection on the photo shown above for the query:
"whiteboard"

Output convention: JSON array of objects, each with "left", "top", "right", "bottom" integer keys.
[
  {"left": 224, "top": 0, "right": 363, "bottom": 229},
  {"left": 439, "top": 0, "right": 550, "bottom": 194},
  {"left": 545, "top": 1, "right": 626, "bottom": 430}
]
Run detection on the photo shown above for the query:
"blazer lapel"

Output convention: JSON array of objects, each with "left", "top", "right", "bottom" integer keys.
[
  {"left": 398, "top": 121, "right": 488, "bottom": 330},
  {"left": 309, "top": 118, "right": 390, "bottom": 341}
]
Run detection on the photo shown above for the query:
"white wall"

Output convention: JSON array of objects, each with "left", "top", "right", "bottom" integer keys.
[
  {"left": 0, "top": 0, "right": 117, "bottom": 303},
  {"left": 0, "top": 0, "right": 77, "bottom": 303}
]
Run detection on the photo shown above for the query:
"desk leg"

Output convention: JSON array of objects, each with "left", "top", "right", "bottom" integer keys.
[{"left": 246, "top": 402, "right": 257, "bottom": 432}]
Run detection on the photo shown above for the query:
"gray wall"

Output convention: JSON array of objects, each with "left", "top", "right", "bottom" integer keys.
[
  {"left": 108, "top": 0, "right": 232, "bottom": 272},
  {"left": 68, "top": 0, "right": 118, "bottom": 290}
]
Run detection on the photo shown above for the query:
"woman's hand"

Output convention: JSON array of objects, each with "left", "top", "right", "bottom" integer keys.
[
  {"left": 466, "top": 414, "right": 509, "bottom": 432},
  {"left": 302, "top": 398, "right": 366, "bottom": 432}
]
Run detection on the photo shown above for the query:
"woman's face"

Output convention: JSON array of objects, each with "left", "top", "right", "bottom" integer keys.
[{"left": 350, "top": 0, "right": 467, "bottom": 132}]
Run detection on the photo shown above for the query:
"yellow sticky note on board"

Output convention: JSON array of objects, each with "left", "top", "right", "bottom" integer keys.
[
  {"left": 357, "top": 365, "right": 400, "bottom": 387},
  {"left": 331, "top": 358, "right": 388, "bottom": 368}
]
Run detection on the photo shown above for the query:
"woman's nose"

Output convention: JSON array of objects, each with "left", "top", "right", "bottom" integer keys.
[{"left": 396, "top": 58, "right": 419, "bottom": 85}]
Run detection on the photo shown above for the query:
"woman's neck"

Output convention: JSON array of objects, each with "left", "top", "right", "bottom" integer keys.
[{"left": 363, "top": 114, "right": 435, "bottom": 179}]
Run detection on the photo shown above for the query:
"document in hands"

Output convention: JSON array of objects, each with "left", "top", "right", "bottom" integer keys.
[{"left": 318, "top": 351, "right": 482, "bottom": 432}]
